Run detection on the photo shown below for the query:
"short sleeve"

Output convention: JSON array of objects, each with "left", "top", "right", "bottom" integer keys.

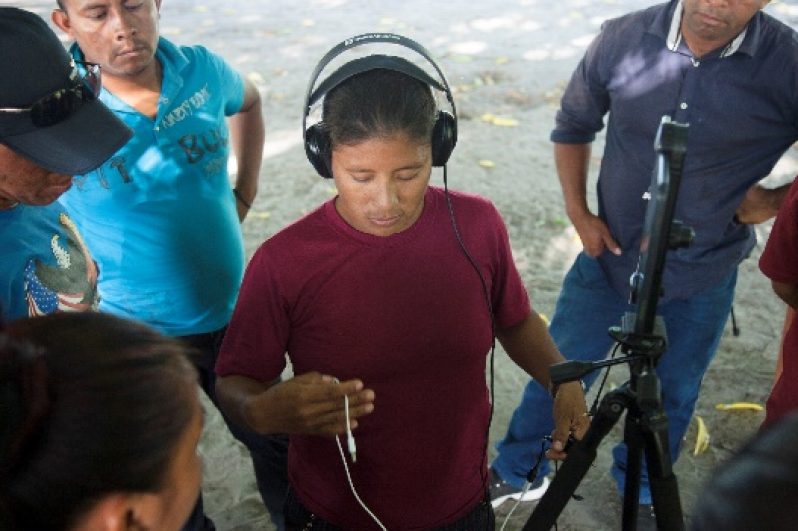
[
  {"left": 760, "top": 178, "right": 798, "bottom": 284},
  {"left": 485, "top": 202, "right": 532, "bottom": 329},
  {"left": 550, "top": 20, "right": 613, "bottom": 144},
  {"left": 216, "top": 246, "right": 289, "bottom": 382},
  {"left": 193, "top": 45, "right": 246, "bottom": 116}
]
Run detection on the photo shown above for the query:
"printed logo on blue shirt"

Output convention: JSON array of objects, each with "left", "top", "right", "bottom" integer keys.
[{"left": 23, "top": 213, "right": 99, "bottom": 316}]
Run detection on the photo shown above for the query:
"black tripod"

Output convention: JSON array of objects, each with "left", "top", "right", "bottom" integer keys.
[{"left": 523, "top": 117, "right": 691, "bottom": 531}]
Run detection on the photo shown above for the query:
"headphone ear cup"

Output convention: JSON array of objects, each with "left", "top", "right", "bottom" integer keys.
[
  {"left": 305, "top": 123, "right": 333, "bottom": 179},
  {"left": 431, "top": 111, "right": 457, "bottom": 167}
]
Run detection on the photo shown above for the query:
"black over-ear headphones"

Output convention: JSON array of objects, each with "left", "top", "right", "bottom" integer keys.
[{"left": 303, "top": 33, "right": 458, "bottom": 179}]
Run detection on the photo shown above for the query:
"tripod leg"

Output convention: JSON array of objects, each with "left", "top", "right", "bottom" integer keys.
[
  {"left": 642, "top": 408, "right": 685, "bottom": 531},
  {"left": 621, "top": 414, "right": 643, "bottom": 531},
  {"left": 523, "top": 389, "right": 630, "bottom": 531}
]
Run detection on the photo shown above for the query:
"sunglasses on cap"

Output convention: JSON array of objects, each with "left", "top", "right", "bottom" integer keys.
[{"left": 0, "top": 61, "right": 102, "bottom": 128}]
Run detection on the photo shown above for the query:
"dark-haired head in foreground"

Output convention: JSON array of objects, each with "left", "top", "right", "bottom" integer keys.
[{"left": 0, "top": 312, "right": 201, "bottom": 531}]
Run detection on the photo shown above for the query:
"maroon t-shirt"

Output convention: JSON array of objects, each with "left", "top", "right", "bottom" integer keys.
[
  {"left": 760, "top": 177, "right": 798, "bottom": 427},
  {"left": 217, "top": 186, "right": 531, "bottom": 529}
]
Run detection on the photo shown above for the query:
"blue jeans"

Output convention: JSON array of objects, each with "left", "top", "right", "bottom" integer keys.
[{"left": 493, "top": 253, "right": 736, "bottom": 504}]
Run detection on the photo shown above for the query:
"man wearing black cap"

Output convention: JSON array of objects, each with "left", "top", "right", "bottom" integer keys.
[{"left": 0, "top": 7, "right": 131, "bottom": 322}]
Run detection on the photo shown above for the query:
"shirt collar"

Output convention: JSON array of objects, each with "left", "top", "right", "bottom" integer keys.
[{"left": 663, "top": 0, "right": 757, "bottom": 58}]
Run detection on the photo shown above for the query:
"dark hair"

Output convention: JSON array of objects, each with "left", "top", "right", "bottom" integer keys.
[
  {"left": 691, "top": 412, "right": 798, "bottom": 531},
  {"left": 0, "top": 313, "right": 198, "bottom": 530},
  {"left": 322, "top": 68, "right": 437, "bottom": 148}
]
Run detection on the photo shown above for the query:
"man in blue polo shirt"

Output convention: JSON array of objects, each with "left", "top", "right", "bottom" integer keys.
[
  {"left": 491, "top": 0, "right": 797, "bottom": 524},
  {"left": 51, "top": 1, "right": 287, "bottom": 529}
]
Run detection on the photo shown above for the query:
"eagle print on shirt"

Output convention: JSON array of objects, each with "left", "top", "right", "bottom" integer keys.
[{"left": 23, "top": 213, "right": 99, "bottom": 316}]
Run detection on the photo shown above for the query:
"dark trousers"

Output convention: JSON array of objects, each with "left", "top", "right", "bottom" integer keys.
[
  {"left": 181, "top": 327, "right": 289, "bottom": 531},
  {"left": 284, "top": 487, "right": 495, "bottom": 531}
]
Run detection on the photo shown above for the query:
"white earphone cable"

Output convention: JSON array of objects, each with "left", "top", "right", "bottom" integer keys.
[{"left": 332, "top": 379, "right": 387, "bottom": 530}]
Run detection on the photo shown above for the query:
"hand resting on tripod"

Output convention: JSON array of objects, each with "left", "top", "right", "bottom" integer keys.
[{"left": 546, "top": 380, "right": 589, "bottom": 460}]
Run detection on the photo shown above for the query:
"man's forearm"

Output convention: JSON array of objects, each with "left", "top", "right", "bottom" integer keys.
[
  {"left": 497, "top": 312, "right": 564, "bottom": 390},
  {"left": 555, "top": 142, "right": 593, "bottom": 222},
  {"left": 215, "top": 374, "right": 275, "bottom": 433},
  {"left": 229, "top": 82, "right": 265, "bottom": 203},
  {"left": 736, "top": 182, "right": 792, "bottom": 224}
]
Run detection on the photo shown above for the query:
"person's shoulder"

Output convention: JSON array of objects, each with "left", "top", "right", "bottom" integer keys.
[
  {"left": 248, "top": 203, "right": 332, "bottom": 279},
  {"left": 23, "top": 201, "right": 66, "bottom": 220},
  {"left": 430, "top": 186, "right": 489, "bottom": 205},
  {"left": 160, "top": 38, "right": 229, "bottom": 69},
  {"left": 430, "top": 186, "right": 501, "bottom": 218},
  {"left": 758, "top": 11, "right": 798, "bottom": 51},
  {"left": 258, "top": 203, "right": 329, "bottom": 250},
  {"left": 165, "top": 40, "right": 206, "bottom": 63},
  {"left": 0, "top": 203, "right": 66, "bottom": 239}
]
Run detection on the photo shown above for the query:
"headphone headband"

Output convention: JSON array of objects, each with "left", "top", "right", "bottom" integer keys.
[
  {"left": 308, "top": 55, "right": 445, "bottom": 108},
  {"left": 302, "top": 32, "right": 457, "bottom": 140}
]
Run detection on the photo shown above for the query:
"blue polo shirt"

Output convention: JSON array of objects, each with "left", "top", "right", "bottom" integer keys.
[
  {"left": 552, "top": 0, "right": 798, "bottom": 300},
  {"left": 59, "top": 38, "right": 246, "bottom": 335}
]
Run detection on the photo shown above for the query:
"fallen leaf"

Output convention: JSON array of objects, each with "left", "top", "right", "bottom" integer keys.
[
  {"left": 693, "top": 415, "right": 710, "bottom": 456},
  {"left": 480, "top": 113, "right": 519, "bottom": 127},
  {"left": 715, "top": 402, "right": 764, "bottom": 412},
  {"left": 491, "top": 116, "right": 519, "bottom": 127}
]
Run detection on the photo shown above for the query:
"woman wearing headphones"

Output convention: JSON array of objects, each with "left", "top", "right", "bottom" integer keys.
[
  {"left": 0, "top": 313, "right": 202, "bottom": 531},
  {"left": 215, "top": 35, "right": 588, "bottom": 530}
]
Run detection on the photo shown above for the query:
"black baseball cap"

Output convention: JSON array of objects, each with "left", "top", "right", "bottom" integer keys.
[{"left": 0, "top": 7, "right": 131, "bottom": 175}]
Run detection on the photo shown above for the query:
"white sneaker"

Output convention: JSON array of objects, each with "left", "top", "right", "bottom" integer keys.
[{"left": 489, "top": 467, "right": 550, "bottom": 509}]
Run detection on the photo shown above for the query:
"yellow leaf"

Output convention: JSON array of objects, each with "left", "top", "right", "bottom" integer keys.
[
  {"left": 693, "top": 415, "right": 710, "bottom": 456},
  {"left": 478, "top": 159, "right": 495, "bottom": 168},
  {"left": 491, "top": 117, "right": 519, "bottom": 127},
  {"left": 480, "top": 113, "right": 519, "bottom": 127},
  {"left": 250, "top": 211, "right": 270, "bottom": 220},
  {"left": 715, "top": 402, "right": 764, "bottom": 412}
]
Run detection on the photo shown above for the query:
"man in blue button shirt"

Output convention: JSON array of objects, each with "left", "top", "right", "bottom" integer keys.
[{"left": 491, "top": 0, "right": 797, "bottom": 522}]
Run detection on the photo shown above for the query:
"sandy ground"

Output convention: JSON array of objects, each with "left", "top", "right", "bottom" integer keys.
[{"left": 11, "top": 0, "right": 798, "bottom": 528}]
